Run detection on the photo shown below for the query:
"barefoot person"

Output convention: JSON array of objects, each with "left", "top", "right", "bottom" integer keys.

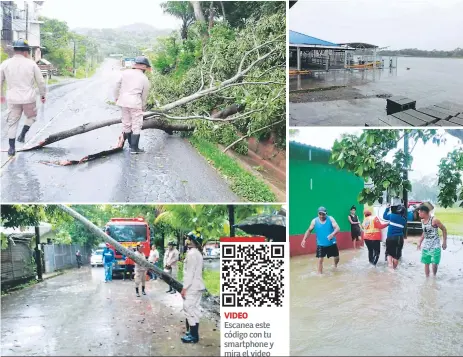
[
  {"left": 362, "top": 209, "right": 389, "bottom": 266},
  {"left": 348, "top": 205, "right": 362, "bottom": 249},
  {"left": 383, "top": 204, "right": 407, "bottom": 269},
  {"left": 417, "top": 204, "right": 447, "bottom": 277},
  {"left": 301, "top": 207, "right": 340, "bottom": 274}
]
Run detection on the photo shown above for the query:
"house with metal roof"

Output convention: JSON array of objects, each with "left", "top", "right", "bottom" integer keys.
[
  {"left": 289, "top": 30, "right": 356, "bottom": 71},
  {"left": 289, "top": 141, "right": 365, "bottom": 257}
]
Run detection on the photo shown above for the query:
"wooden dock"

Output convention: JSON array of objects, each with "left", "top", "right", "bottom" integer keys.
[{"left": 378, "top": 101, "right": 463, "bottom": 127}]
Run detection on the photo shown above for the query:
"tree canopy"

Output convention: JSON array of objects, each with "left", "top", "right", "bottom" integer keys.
[{"left": 330, "top": 129, "right": 463, "bottom": 207}]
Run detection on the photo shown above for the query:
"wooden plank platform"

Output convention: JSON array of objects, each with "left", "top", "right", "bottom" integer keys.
[
  {"left": 402, "top": 109, "right": 437, "bottom": 124},
  {"left": 415, "top": 107, "right": 451, "bottom": 120},
  {"left": 381, "top": 100, "right": 463, "bottom": 127},
  {"left": 390, "top": 112, "right": 426, "bottom": 126},
  {"left": 449, "top": 117, "right": 463, "bottom": 126},
  {"left": 433, "top": 120, "right": 462, "bottom": 127}
]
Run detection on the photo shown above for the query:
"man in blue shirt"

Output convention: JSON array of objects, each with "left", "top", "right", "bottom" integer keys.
[
  {"left": 102, "top": 243, "right": 115, "bottom": 282},
  {"left": 383, "top": 204, "right": 407, "bottom": 269},
  {"left": 301, "top": 207, "right": 340, "bottom": 274}
]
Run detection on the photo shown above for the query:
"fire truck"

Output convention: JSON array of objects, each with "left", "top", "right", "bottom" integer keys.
[{"left": 104, "top": 217, "right": 151, "bottom": 278}]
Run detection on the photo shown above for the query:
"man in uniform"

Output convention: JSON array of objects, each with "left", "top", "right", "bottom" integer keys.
[
  {"left": 301, "top": 207, "right": 340, "bottom": 274},
  {"left": 134, "top": 243, "right": 148, "bottom": 297},
  {"left": 0, "top": 39, "right": 46, "bottom": 156},
  {"left": 114, "top": 56, "right": 151, "bottom": 154},
  {"left": 181, "top": 231, "right": 206, "bottom": 344},
  {"left": 164, "top": 241, "right": 179, "bottom": 294}
]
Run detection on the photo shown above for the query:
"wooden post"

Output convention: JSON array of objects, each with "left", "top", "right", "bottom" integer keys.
[
  {"left": 228, "top": 205, "right": 235, "bottom": 237},
  {"left": 25, "top": 1, "right": 29, "bottom": 41}
]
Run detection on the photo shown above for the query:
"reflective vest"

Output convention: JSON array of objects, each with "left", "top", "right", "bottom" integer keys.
[{"left": 363, "top": 216, "right": 382, "bottom": 240}]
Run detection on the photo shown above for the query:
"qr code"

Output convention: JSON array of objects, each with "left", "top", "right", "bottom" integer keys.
[{"left": 221, "top": 244, "right": 285, "bottom": 308}]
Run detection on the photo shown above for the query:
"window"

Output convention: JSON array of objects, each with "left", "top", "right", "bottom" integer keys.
[{"left": 107, "top": 225, "right": 147, "bottom": 242}]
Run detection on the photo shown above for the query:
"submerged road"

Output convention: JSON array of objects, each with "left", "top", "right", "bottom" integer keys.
[
  {"left": 1, "top": 267, "right": 220, "bottom": 356},
  {"left": 0, "top": 59, "right": 239, "bottom": 203}
]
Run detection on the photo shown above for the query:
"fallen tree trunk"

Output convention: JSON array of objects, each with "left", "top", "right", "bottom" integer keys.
[
  {"left": 57, "top": 204, "right": 220, "bottom": 316},
  {"left": 21, "top": 117, "right": 195, "bottom": 152}
]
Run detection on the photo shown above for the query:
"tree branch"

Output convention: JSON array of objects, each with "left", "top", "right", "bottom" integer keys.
[{"left": 223, "top": 119, "right": 285, "bottom": 153}]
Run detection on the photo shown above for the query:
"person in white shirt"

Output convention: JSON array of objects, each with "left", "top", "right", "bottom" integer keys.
[
  {"left": 164, "top": 241, "right": 179, "bottom": 294},
  {"left": 181, "top": 231, "right": 206, "bottom": 344},
  {"left": 148, "top": 244, "right": 159, "bottom": 280}
]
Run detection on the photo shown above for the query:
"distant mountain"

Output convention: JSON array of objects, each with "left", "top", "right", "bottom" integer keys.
[{"left": 72, "top": 23, "right": 173, "bottom": 56}]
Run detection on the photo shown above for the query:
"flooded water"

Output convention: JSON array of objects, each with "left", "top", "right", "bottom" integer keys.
[
  {"left": 290, "top": 57, "right": 463, "bottom": 106},
  {"left": 290, "top": 241, "right": 463, "bottom": 356}
]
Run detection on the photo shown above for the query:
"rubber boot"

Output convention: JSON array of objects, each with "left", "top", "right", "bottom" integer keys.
[
  {"left": 8, "top": 139, "right": 15, "bottom": 156},
  {"left": 136, "top": 287, "right": 140, "bottom": 297},
  {"left": 130, "top": 134, "right": 144, "bottom": 154},
  {"left": 142, "top": 286, "right": 146, "bottom": 295},
  {"left": 182, "top": 320, "right": 191, "bottom": 338},
  {"left": 17, "top": 125, "right": 30, "bottom": 143},
  {"left": 123, "top": 131, "right": 132, "bottom": 148},
  {"left": 181, "top": 323, "right": 199, "bottom": 343}
]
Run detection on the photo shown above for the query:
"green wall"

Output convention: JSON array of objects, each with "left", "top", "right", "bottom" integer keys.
[{"left": 289, "top": 145, "right": 365, "bottom": 236}]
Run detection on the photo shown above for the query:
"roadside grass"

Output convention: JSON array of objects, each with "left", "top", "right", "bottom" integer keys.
[
  {"left": 189, "top": 136, "right": 276, "bottom": 202},
  {"left": 177, "top": 261, "right": 220, "bottom": 296},
  {"left": 434, "top": 206, "right": 463, "bottom": 237},
  {"left": 1, "top": 279, "right": 37, "bottom": 296},
  {"left": 47, "top": 78, "right": 59, "bottom": 85}
]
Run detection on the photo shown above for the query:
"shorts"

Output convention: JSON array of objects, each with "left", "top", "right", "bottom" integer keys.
[
  {"left": 385, "top": 236, "right": 404, "bottom": 260},
  {"left": 421, "top": 248, "right": 441, "bottom": 265},
  {"left": 351, "top": 235, "right": 360, "bottom": 241},
  {"left": 316, "top": 244, "right": 339, "bottom": 259}
]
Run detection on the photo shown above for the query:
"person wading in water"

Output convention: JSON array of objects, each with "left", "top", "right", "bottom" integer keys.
[
  {"left": 417, "top": 203, "right": 447, "bottom": 277},
  {"left": 301, "top": 207, "right": 340, "bottom": 274},
  {"left": 362, "top": 209, "right": 389, "bottom": 266},
  {"left": 348, "top": 205, "right": 362, "bottom": 249}
]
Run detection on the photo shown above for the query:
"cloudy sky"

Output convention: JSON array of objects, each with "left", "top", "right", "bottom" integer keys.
[
  {"left": 291, "top": 128, "right": 462, "bottom": 180},
  {"left": 37, "top": 0, "right": 181, "bottom": 29},
  {"left": 290, "top": 0, "right": 463, "bottom": 50}
]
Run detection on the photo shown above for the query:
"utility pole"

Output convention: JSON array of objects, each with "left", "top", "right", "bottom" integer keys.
[
  {"left": 72, "top": 40, "right": 76, "bottom": 77},
  {"left": 34, "top": 226, "right": 43, "bottom": 281},
  {"left": 403, "top": 131, "right": 409, "bottom": 238},
  {"left": 25, "top": 1, "right": 29, "bottom": 40},
  {"left": 228, "top": 205, "right": 235, "bottom": 237}
]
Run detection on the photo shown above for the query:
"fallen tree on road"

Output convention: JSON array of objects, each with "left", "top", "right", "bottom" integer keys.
[{"left": 57, "top": 204, "right": 219, "bottom": 317}]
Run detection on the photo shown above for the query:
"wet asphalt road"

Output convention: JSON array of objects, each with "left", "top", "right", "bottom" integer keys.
[
  {"left": 0, "top": 59, "right": 239, "bottom": 203},
  {"left": 1, "top": 267, "right": 220, "bottom": 356}
]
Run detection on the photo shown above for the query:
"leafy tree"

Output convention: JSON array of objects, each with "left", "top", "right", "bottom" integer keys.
[
  {"left": 161, "top": 2, "right": 195, "bottom": 39},
  {"left": 330, "top": 129, "right": 463, "bottom": 208}
]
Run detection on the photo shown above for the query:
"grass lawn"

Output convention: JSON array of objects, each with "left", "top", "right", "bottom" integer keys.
[{"left": 434, "top": 206, "right": 463, "bottom": 237}]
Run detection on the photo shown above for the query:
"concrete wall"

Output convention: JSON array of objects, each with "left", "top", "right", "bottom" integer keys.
[{"left": 289, "top": 142, "right": 365, "bottom": 257}]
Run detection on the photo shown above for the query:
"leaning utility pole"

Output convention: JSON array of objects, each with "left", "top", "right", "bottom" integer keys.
[
  {"left": 25, "top": 1, "right": 29, "bottom": 41},
  {"left": 34, "top": 226, "right": 43, "bottom": 281}
]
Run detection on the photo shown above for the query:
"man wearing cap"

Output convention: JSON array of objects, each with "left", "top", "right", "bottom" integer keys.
[
  {"left": 134, "top": 243, "right": 148, "bottom": 297},
  {"left": 164, "top": 241, "right": 179, "bottom": 294},
  {"left": 102, "top": 243, "right": 115, "bottom": 282},
  {"left": 114, "top": 55, "right": 151, "bottom": 154},
  {"left": 0, "top": 39, "right": 46, "bottom": 156},
  {"left": 181, "top": 231, "right": 206, "bottom": 344},
  {"left": 301, "top": 207, "right": 341, "bottom": 274},
  {"left": 417, "top": 203, "right": 447, "bottom": 277},
  {"left": 383, "top": 204, "right": 407, "bottom": 269}
]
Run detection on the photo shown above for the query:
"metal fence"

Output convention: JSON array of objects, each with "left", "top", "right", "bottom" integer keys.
[
  {"left": 43, "top": 244, "right": 91, "bottom": 273},
  {"left": 1, "top": 240, "right": 35, "bottom": 289}
]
